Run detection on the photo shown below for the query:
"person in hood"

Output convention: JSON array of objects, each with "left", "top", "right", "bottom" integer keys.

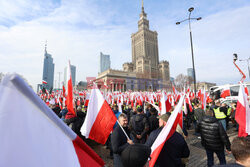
[{"left": 129, "top": 107, "right": 149, "bottom": 144}]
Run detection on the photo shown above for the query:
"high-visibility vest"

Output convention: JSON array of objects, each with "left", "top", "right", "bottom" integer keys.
[
  {"left": 213, "top": 107, "right": 226, "bottom": 119},
  {"left": 227, "top": 107, "right": 232, "bottom": 116}
]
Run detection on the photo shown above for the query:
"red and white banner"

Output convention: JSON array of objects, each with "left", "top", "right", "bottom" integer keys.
[
  {"left": 149, "top": 95, "right": 185, "bottom": 167},
  {"left": 159, "top": 92, "right": 171, "bottom": 115},
  {"left": 0, "top": 74, "right": 104, "bottom": 167},
  {"left": 81, "top": 85, "right": 117, "bottom": 144},
  {"left": 235, "top": 83, "right": 250, "bottom": 137},
  {"left": 66, "top": 61, "right": 76, "bottom": 119},
  {"left": 42, "top": 80, "right": 47, "bottom": 84}
]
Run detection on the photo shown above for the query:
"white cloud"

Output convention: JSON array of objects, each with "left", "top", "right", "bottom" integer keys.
[{"left": 0, "top": 0, "right": 250, "bottom": 91}]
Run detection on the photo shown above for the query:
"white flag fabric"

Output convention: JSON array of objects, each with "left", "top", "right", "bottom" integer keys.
[
  {"left": 81, "top": 87, "right": 117, "bottom": 144},
  {"left": 0, "top": 74, "right": 104, "bottom": 167},
  {"left": 149, "top": 95, "right": 185, "bottom": 167}
]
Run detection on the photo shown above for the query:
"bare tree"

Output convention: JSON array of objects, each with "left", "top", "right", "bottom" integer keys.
[{"left": 174, "top": 74, "right": 188, "bottom": 91}]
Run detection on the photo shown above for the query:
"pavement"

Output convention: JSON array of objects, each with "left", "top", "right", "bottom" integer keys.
[
  {"left": 90, "top": 124, "right": 238, "bottom": 167},
  {"left": 185, "top": 124, "right": 237, "bottom": 167}
]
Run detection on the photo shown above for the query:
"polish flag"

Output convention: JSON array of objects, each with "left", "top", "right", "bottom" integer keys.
[
  {"left": 221, "top": 86, "right": 230, "bottom": 98},
  {"left": 172, "top": 85, "right": 177, "bottom": 95},
  {"left": 244, "top": 85, "right": 249, "bottom": 96},
  {"left": 81, "top": 86, "right": 117, "bottom": 144},
  {"left": 62, "top": 85, "right": 66, "bottom": 97},
  {"left": 159, "top": 92, "right": 171, "bottom": 115},
  {"left": 149, "top": 95, "right": 185, "bottom": 167},
  {"left": 85, "top": 93, "right": 90, "bottom": 107},
  {"left": 79, "top": 92, "right": 84, "bottom": 96},
  {"left": 42, "top": 80, "right": 47, "bottom": 84},
  {"left": 103, "top": 84, "right": 109, "bottom": 89},
  {"left": 201, "top": 88, "right": 207, "bottom": 110},
  {"left": 185, "top": 95, "right": 193, "bottom": 112},
  {"left": 235, "top": 83, "right": 250, "bottom": 137},
  {"left": 65, "top": 61, "right": 76, "bottom": 119},
  {"left": 0, "top": 74, "right": 104, "bottom": 167}
]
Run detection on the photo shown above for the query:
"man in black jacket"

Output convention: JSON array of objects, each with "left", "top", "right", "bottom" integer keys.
[
  {"left": 129, "top": 107, "right": 149, "bottom": 144},
  {"left": 145, "top": 113, "right": 190, "bottom": 167},
  {"left": 196, "top": 109, "right": 231, "bottom": 167},
  {"left": 111, "top": 113, "right": 134, "bottom": 167},
  {"left": 148, "top": 108, "right": 159, "bottom": 133}
]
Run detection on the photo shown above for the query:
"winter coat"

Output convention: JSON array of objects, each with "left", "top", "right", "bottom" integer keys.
[
  {"left": 145, "top": 128, "right": 190, "bottom": 167},
  {"left": 129, "top": 114, "right": 149, "bottom": 139},
  {"left": 196, "top": 116, "right": 231, "bottom": 151},
  {"left": 194, "top": 108, "right": 205, "bottom": 123},
  {"left": 148, "top": 114, "right": 159, "bottom": 133},
  {"left": 111, "top": 125, "right": 130, "bottom": 155}
]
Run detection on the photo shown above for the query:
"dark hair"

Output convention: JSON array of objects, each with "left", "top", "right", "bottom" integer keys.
[
  {"left": 150, "top": 108, "right": 157, "bottom": 114},
  {"left": 231, "top": 136, "right": 250, "bottom": 162},
  {"left": 137, "top": 107, "right": 143, "bottom": 113}
]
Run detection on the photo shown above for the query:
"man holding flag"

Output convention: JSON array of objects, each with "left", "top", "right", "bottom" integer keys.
[
  {"left": 111, "top": 113, "right": 134, "bottom": 167},
  {"left": 145, "top": 112, "right": 190, "bottom": 167}
]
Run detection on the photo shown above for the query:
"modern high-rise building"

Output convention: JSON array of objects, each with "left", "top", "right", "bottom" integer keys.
[
  {"left": 99, "top": 52, "right": 110, "bottom": 73},
  {"left": 64, "top": 65, "right": 76, "bottom": 87},
  {"left": 42, "top": 44, "right": 54, "bottom": 90},
  {"left": 187, "top": 68, "right": 194, "bottom": 80}
]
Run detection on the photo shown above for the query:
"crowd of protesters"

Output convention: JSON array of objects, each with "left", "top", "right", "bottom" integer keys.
[{"left": 40, "top": 93, "right": 250, "bottom": 167}]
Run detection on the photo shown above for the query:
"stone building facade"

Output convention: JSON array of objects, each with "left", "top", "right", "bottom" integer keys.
[{"left": 96, "top": 2, "right": 170, "bottom": 91}]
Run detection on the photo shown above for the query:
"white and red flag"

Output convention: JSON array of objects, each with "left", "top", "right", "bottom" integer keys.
[
  {"left": 81, "top": 85, "right": 117, "bottom": 144},
  {"left": 42, "top": 80, "right": 47, "bottom": 84},
  {"left": 235, "top": 83, "right": 250, "bottom": 137},
  {"left": 201, "top": 88, "right": 207, "bottom": 110},
  {"left": 149, "top": 95, "right": 185, "bottom": 167},
  {"left": 0, "top": 74, "right": 104, "bottom": 167},
  {"left": 159, "top": 92, "right": 171, "bottom": 115},
  {"left": 66, "top": 61, "right": 76, "bottom": 119}
]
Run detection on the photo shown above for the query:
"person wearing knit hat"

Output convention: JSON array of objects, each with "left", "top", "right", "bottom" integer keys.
[{"left": 145, "top": 112, "right": 190, "bottom": 167}]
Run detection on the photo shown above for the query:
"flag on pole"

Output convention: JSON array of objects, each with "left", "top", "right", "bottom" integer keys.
[
  {"left": 235, "top": 83, "right": 250, "bottom": 137},
  {"left": 81, "top": 85, "right": 117, "bottom": 144},
  {"left": 42, "top": 80, "right": 48, "bottom": 84},
  {"left": 149, "top": 95, "right": 185, "bottom": 167},
  {"left": 65, "top": 61, "right": 76, "bottom": 119},
  {"left": 159, "top": 92, "right": 171, "bottom": 115},
  {"left": 0, "top": 74, "right": 104, "bottom": 167}
]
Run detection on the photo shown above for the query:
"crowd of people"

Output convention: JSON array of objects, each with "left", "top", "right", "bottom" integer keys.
[{"left": 43, "top": 94, "right": 250, "bottom": 167}]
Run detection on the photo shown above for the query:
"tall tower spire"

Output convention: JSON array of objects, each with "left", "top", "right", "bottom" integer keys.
[
  {"left": 45, "top": 40, "right": 47, "bottom": 54},
  {"left": 142, "top": 0, "right": 144, "bottom": 11}
]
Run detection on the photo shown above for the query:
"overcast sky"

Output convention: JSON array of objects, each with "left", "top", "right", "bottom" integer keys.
[{"left": 0, "top": 0, "right": 250, "bottom": 90}]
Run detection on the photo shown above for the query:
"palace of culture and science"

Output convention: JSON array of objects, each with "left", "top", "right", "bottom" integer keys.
[{"left": 96, "top": 2, "right": 170, "bottom": 91}]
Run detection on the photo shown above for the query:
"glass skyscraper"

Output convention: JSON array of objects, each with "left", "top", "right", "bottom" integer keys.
[
  {"left": 99, "top": 52, "right": 110, "bottom": 73},
  {"left": 64, "top": 65, "right": 76, "bottom": 87},
  {"left": 42, "top": 46, "right": 54, "bottom": 90},
  {"left": 187, "top": 68, "right": 194, "bottom": 80}
]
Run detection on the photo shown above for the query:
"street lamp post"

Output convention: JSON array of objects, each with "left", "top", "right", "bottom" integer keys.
[{"left": 176, "top": 7, "right": 201, "bottom": 103}]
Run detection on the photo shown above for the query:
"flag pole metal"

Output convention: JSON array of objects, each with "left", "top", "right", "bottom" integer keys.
[{"left": 117, "top": 120, "right": 130, "bottom": 140}]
